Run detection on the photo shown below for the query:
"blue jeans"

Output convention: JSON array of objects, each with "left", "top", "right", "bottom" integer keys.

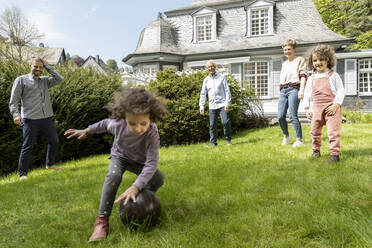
[
  {"left": 99, "top": 155, "right": 164, "bottom": 216},
  {"left": 18, "top": 117, "right": 59, "bottom": 176},
  {"left": 209, "top": 107, "right": 232, "bottom": 145},
  {"left": 278, "top": 87, "right": 302, "bottom": 139}
]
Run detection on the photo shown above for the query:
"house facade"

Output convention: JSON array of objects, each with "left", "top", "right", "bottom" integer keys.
[
  {"left": 82, "top": 55, "right": 108, "bottom": 74},
  {"left": 123, "top": 0, "right": 372, "bottom": 115}
]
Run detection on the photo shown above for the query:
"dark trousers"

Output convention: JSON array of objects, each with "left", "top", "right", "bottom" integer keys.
[
  {"left": 99, "top": 155, "right": 164, "bottom": 216},
  {"left": 18, "top": 117, "right": 59, "bottom": 177},
  {"left": 209, "top": 107, "right": 232, "bottom": 145}
]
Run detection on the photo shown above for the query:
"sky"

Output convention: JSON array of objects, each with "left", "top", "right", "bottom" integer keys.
[{"left": 0, "top": 0, "right": 192, "bottom": 67}]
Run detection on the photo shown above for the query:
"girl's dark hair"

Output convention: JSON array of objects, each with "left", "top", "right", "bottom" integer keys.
[
  {"left": 306, "top": 44, "right": 336, "bottom": 70},
  {"left": 105, "top": 87, "right": 168, "bottom": 122}
]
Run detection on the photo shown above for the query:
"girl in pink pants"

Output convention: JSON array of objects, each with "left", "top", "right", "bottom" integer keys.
[{"left": 303, "top": 45, "right": 345, "bottom": 162}]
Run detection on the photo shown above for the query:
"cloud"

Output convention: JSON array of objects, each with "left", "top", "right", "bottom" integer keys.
[
  {"left": 84, "top": 5, "right": 98, "bottom": 19},
  {"left": 27, "top": 10, "right": 69, "bottom": 43}
]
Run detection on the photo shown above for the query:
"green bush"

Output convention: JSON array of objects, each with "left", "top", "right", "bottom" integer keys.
[
  {"left": 343, "top": 98, "right": 366, "bottom": 123},
  {"left": 147, "top": 70, "right": 267, "bottom": 146},
  {"left": 0, "top": 59, "right": 122, "bottom": 176}
]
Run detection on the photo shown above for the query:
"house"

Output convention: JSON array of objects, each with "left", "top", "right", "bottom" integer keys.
[
  {"left": 38, "top": 47, "right": 66, "bottom": 65},
  {"left": 123, "top": 0, "right": 372, "bottom": 115},
  {"left": 0, "top": 42, "right": 66, "bottom": 65},
  {"left": 82, "top": 55, "right": 108, "bottom": 74}
]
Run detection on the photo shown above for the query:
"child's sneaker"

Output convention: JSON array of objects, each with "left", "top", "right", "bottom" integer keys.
[
  {"left": 312, "top": 150, "right": 321, "bottom": 158},
  {"left": 281, "top": 136, "right": 292, "bottom": 146},
  {"left": 292, "top": 140, "right": 304, "bottom": 148},
  {"left": 325, "top": 155, "right": 340, "bottom": 163}
]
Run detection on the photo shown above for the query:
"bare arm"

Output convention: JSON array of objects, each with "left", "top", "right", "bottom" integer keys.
[{"left": 64, "top": 128, "right": 90, "bottom": 139}]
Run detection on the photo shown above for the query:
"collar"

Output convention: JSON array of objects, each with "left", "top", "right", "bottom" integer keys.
[
  {"left": 209, "top": 72, "right": 219, "bottom": 78},
  {"left": 28, "top": 73, "right": 40, "bottom": 81}
]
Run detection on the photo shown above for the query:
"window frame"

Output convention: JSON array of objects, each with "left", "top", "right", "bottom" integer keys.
[
  {"left": 246, "top": 1, "right": 274, "bottom": 37},
  {"left": 142, "top": 64, "right": 158, "bottom": 74},
  {"left": 359, "top": 58, "right": 372, "bottom": 96},
  {"left": 243, "top": 60, "right": 270, "bottom": 98},
  {"left": 192, "top": 7, "right": 217, "bottom": 43}
]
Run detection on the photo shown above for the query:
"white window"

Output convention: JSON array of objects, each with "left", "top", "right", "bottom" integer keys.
[
  {"left": 142, "top": 65, "right": 157, "bottom": 74},
  {"left": 251, "top": 9, "right": 268, "bottom": 35},
  {"left": 196, "top": 16, "right": 213, "bottom": 42},
  {"left": 192, "top": 7, "right": 217, "bottom": 43},
  {"left": 162, "top": 65, "right": 178, "bottom": 71},
  {"left": 243, "top": 61, "right": 269, "bottom": 97},
  {"left": 359, "top": 59, "right": 372, "bottom": 95},
  {"left": 246, "top": 1, "right": 274, "bottom": 37}
]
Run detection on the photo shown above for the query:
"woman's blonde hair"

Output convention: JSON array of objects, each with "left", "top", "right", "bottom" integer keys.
[{"left": 282, "top": 39, "right": 297, "bottom": 49}]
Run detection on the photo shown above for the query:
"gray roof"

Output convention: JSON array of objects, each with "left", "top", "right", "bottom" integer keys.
[
  {"left": 134, "top": 14, "right": 179, "bottom": 54},
  {"left": 22, "top": 47, "right": 66, "bottom": 65},
  {"left": 125, "top": 0, "right": 351, "bottom": 63},
  {"left": 165, "top": 0, "right": 247, "bottom": 14}
]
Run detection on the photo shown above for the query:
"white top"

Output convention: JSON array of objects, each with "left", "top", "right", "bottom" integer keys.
[
  {"left": 303, "top": 71, "right": 345, "bottom": 109},
  {"left": 280, "top": 56, "right": 307, "bottom": 85}
]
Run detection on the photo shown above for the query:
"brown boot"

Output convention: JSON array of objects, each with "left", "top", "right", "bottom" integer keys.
[{"left": 88, "top": 216, "right": 109, "bottom": 242}]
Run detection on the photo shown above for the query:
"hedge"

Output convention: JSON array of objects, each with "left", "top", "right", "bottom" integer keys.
[
  {"left": 147, "top": 70, "right": 267, "bottom": 146},
  {"left": 0, "top": 60, "right": 122, "bottom": 176},
  {"left": 0, "top": 61, "right": 266, "bottom": 176}
]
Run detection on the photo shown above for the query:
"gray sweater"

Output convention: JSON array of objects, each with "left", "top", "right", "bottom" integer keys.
[
  {"left": 9, "top": 65, "right": 64, "bottom": 119},
  {"left": 88, "top": 119, "right": 160, "bottom": 190}
]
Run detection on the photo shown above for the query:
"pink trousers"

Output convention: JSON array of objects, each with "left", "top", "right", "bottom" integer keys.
[{"left": 311, "top": 74, "right": 342, "bottom": 155}]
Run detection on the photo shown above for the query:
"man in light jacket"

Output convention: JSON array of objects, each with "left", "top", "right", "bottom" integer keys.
[{"left": 199, "top": 60, "right": 232, "bottom": 147}]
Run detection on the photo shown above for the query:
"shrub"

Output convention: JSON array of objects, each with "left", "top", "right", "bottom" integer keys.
[
  {"left": 343, "top": 98, "right": 365, "bottom": 123},
  {"left": 147, "top": 70, "right": 266, "bottom": 146},
  {"left": 0, "top": 59, "right": 122, "bottom": 176}
]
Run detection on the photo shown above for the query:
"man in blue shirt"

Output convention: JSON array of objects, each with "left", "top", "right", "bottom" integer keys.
[
  {"left": 9, "top": 57, "right": 64, "bottom": 180},
  {"left": 199, "top": 60, "right": 232, "bottom": 147}
]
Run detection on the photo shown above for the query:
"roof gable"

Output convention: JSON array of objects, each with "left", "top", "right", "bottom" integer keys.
[
  {"left": 191, "top": 7, "right": 218, "bottom": 16},
  {"left": 246, "top": 0, "right": 274, "bottom": 8}
]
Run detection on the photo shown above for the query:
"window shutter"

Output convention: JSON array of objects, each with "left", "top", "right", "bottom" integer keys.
[
  {"left": 231, "top": 63, "right": 242, "bottom": 84},
  {"left": 336, "top": 59, "right": 345, "bottom": 83},
  {"left": 344, "top": 59, "right": 357, "bottom": 96},
  {"left": 271, "top": 59, "right": 282, "bottom": 98}
]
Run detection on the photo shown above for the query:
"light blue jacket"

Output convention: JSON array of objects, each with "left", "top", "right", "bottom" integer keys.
[{"left": 199, "top": 72, "right": 231, "bottom": 110}]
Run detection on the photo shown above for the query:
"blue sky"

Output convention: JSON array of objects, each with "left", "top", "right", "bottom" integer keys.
[{"left": 1, "top": 0, "right": 192, "bottom": 67}]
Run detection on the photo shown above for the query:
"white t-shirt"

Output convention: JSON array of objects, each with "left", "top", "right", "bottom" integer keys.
[{"left": 303, "top": 71, "right": 345, "bottom": 109}]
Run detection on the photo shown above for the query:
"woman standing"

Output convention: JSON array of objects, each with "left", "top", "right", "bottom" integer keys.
[{"left": 278, "top": 39, "right": 307, "bottom": 147}]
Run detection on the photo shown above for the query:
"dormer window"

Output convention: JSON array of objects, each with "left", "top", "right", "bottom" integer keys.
[
  {"left": 196, "top": 16, "right": 212, "bottom": 42},
  {"left": 192, "top": 7, "right": 217, "bottom": 43},
  {"left": 246, "top": 0, "right": 274, "bottom": 37}
]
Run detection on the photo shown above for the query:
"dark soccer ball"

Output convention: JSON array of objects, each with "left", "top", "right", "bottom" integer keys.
[{"left": 119, "top": 189, "right": 161, "bottom": 230}]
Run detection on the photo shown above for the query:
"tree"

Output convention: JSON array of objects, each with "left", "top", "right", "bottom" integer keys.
[
  {"left": 72, "top": 55, "right": 84, "bottom": 66},
  {"left": 0, "top": 5, "right": 44, "bottom": 61},
  {"left": 106, "top": 59, "right": 118, "bottom": 72},
  {"left": 314, "top": 0, "right": 372, "bottom": 50}
]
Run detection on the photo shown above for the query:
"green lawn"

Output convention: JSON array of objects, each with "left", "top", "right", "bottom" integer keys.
[{"left": 1, "top": 124, "right": 371, "bottom": 248}]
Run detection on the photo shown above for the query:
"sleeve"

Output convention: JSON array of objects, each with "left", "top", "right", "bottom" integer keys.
[
  {"left": 88, "top": 119, "right": 111, "bottom": 134},
  {"left": 132, "top": 129, "right": 160, "bottom": 190},
  {"left": 9, "top": 77, "right": 23, "bottom": 118},
  {"left": 298, "top": 57, "right": 308, "bottom": 79},
  {"left": 223, "top": 76, "right": 231, "bottom": 106},
  {"left": 303, "top": 76, "right": 313, "bottom": 109},
  {"left": 44, "top": 64, "right": 64, "bottom": 88},
  {"left": 199, "top": 78, "right": 207, "bottom": 110},
  {"left": 332, "top": 73, "right": 345, "bottom": 105}
]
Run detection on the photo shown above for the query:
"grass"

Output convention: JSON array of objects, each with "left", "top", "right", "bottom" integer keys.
[{"left": 0, "top": 124, "right": 371, "bottom": 248}]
